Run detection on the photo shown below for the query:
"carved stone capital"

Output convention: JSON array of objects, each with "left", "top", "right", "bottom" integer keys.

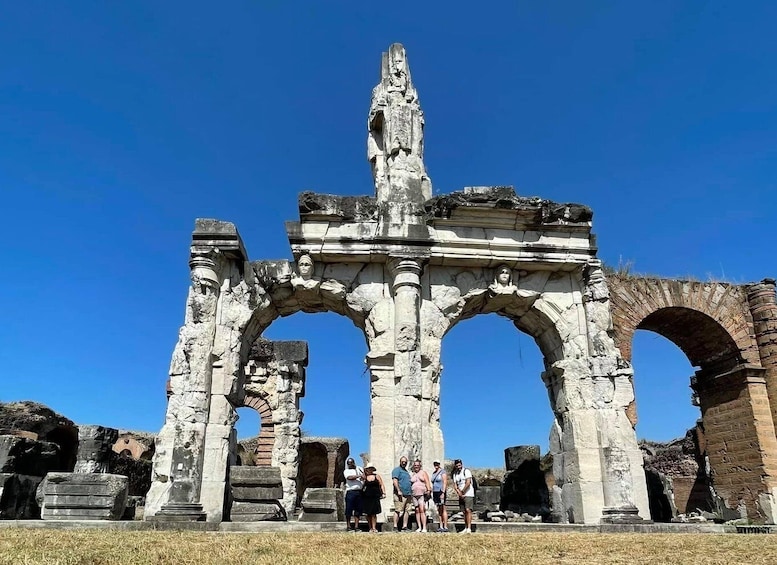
[
  {"left": 388, "top": 257, "right": 423, "bottom": 291},
  {"left": 189, "top": 248, "right": 222, "bottom": 294}
]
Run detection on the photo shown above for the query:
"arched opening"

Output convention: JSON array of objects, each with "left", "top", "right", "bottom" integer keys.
[
  {"left": 441, "top": 313, "right": 550, "bottom": 464},
  {"left": 441, "top": 312, "right": 553, "bottom": 519},
  {"left": 631, "top": 307, "right": 746, "bottom": 521},
  {"left": 631, "top": 329, "right": 708, "bottom": 521},
  {"left": 235, "top": 406, "right": 262, "bottom": 466},
  {"left": 297, "top": 441, "right": 328, "bottom": 507},
  {"left": 261, "top": 311, "right": 370, "bottom": 456}
]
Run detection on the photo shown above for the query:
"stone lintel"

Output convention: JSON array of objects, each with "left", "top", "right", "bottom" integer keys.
[{"left": 192, "top": 218, "right": 248, "bottom": 262}]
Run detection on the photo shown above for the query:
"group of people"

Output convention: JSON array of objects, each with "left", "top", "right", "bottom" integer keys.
[{"left": 343, "top": 456, "right": 475, "bottom": 533}]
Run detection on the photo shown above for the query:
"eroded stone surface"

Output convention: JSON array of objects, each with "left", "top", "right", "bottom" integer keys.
[
  {"left": 40, "top": 472, "right": 128, "bottom": 520},
  {"left": 139, "top": 44, "right": 777, "bottom": 528}
]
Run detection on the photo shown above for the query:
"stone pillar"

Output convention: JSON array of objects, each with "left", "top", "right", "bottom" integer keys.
[
  {"left": 147, "top": 248, "right": 223, "bottom": 521},
  {"left": 420, "top": 357, "right": 444, "bottom": 470},
  {"left": 582, "top": 260, "right": 649, "bottom": 523},
  {"left": 389, "top": 257, "right": 424, "bottom": 463},
  {"left": 747, "top": 279, "right": 777, "bottom": 434},
  {"left": 366, "top": 351, "right": 396, "bottom": 489},
  {"left": 544, "top": 361, "right": 606, "bottom": 524},
  {"left": 693, "top": 364, "right": 777, "bottom": 522}
]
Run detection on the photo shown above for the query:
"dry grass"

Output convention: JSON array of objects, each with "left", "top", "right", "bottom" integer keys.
[{"left": 2, "top": 529, "right": 777, "bottom": 565}]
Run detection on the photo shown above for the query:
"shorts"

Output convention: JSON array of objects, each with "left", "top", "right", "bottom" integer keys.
[
  {"left": 412, "top": 494, "right": 428, "bottom": 509},
  {"left": 345, "top": 489, "right": 363, "bottom": 517},
  {"left": 459, "top": 496, "right": 474, "bottom": 511},
  {"left": 433, "top": 491, "right": 445, "bottom": 505},
  {"left": 393, "top": 493, "right": 413, "bottom": 513}
]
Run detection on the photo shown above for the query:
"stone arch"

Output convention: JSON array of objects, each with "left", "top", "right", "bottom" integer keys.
[
  {"left": 609, "top": 276, "right": 760, "bottom": 371},
  {"left": 240, "top": 394, "right": 275, "bottom": 466},
  {"left": 609, "top": 276, "right": 777, "bottom": 521},
  {"left": 439, "top": 270, "right": 581, "bottom": 370}
]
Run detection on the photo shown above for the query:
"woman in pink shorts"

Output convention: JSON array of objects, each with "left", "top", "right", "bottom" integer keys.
[{"left": 410, "top": 459, "right": 432, "bottom": 532}]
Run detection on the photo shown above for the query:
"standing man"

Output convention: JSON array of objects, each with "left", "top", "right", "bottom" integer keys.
[
  {"left": 431, "top": 460, "right": 449, "bottom": 533},
  {"left": 391, "top": 456, "right": 413, "bottom": 532},
  {"left": 343, "top": 457, "right": 364, "bottom": 532},
  {"left": 452, "top": 458, "right": 475, "bottom": 533}
]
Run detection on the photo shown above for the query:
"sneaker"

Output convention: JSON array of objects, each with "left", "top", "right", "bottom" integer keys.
[
  {"left": 421, "top": 528, "right": 427, "bottom": 533},
  {"left": 462, "top": 527, "right": 471, "bottom": 534}
]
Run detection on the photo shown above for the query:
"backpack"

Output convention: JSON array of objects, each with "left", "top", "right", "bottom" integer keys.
[
  {"left": 468, "top": 469, "right": 479, "bottom": 493},
  {"left": 457, "top": 468, "right": 478, "bottom": 493}
]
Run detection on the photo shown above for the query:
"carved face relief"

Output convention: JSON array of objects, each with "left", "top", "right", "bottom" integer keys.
[
  {"left": 497, "top": 266, "right": 512, "bottom": 287},
  {"left": 297, "top": 255, "right": 314, "bottom": 280}
]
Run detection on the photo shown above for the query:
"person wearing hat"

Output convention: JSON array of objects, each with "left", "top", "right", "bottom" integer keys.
[
  {"left": 431, "top": 460, "right": 449, "bottom": 533},
  {"left": 361, "top": 463, "right": 386, "bottom": 533},
  {"left": 343, "top": 457, "right": 364, "bottom": 532}
]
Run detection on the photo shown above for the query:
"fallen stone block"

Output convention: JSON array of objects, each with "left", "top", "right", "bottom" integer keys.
[
  {"left": 40, "top": 472, "right": 128, "bottom": 520},
  {"left": 298, "top": 488, "right": 344, "bottom": 522}
]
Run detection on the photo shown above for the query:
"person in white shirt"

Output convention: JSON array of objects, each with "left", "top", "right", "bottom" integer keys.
[
  {"left": 452, "top": 458, "right": 475, "bottom": 533},
  {"left": 343, "top": 457, "right": 365, "bottom": 532}
]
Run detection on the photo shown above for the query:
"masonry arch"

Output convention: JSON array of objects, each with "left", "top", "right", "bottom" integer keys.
[
  {"left": 424, "top": 264, "right": 648, "bottom": 523},
  {"left": 235, "top": 396, "right": 274, "bottom": 466},
  {"left": 609, "top": 277, "right": 777, "bottom": 521}
]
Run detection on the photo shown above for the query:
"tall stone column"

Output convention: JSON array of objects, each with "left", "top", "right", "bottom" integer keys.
[
  {"left": 149, "top": 248, "right": 224, "bottom": 521},
  {"left": 389, "top": 257, "right": 424, "bottom": 463},
  {"left": 747, "top": 279, "right": 777, "bottom": 433}
]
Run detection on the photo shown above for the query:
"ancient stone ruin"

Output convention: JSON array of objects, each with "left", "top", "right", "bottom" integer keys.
[
  {"left": 140, "top": 43, "right": 777, "bottom": 525},
  {"left": 4, "top": 44, "right": 771, "bottom": 527}
]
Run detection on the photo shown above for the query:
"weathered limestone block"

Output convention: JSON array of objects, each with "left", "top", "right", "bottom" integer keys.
[
  {"left": 40, "top": 472, "right": 128, "bottom": 520},
  {"left": 74, "top": 425, "right": 119, "bottom": 474},
  {"left": 0, "top": 473, "right": 42, "bottom": 519},
  {"left": 298, "top": 488, "right": 344, "bottom": 522},
  {"left": 229, "top": 466, "right": 286, "bottom": 522},
  {"left": 475, "top": 485, "right": 501, "bottom": 514}
]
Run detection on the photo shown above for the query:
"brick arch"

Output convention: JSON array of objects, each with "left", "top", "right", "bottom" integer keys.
[
  {"left": 609, "top": 276, "right": 760, "bottom": 372},
  {"left": 240, "top": 395, "right": 275, "bottom": 466}
]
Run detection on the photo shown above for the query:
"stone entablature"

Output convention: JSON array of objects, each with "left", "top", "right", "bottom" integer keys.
[{"left": 288, "top": 186, "right": 595, "bottom": 269}]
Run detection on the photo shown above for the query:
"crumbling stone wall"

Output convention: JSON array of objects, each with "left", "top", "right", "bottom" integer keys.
[{"left": 641, "top": 428, "right": 711, "bottom": 521}]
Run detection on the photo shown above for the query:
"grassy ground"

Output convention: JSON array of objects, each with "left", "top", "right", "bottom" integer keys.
[{"left": 2, "top": 529, "right": 777, "bottom": 565}]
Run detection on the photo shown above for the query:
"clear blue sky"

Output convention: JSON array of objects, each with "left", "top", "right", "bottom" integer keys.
[{"left": 2, "top": 2, "right": 775, "bottom": 467}]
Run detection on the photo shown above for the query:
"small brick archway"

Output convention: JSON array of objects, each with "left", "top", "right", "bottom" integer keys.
[
  {"left": 240, "top": 395, "right": 275, "bottom": 467},
  {"left": 608, "top": 275, "right": 777, "bottom": 521}
]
